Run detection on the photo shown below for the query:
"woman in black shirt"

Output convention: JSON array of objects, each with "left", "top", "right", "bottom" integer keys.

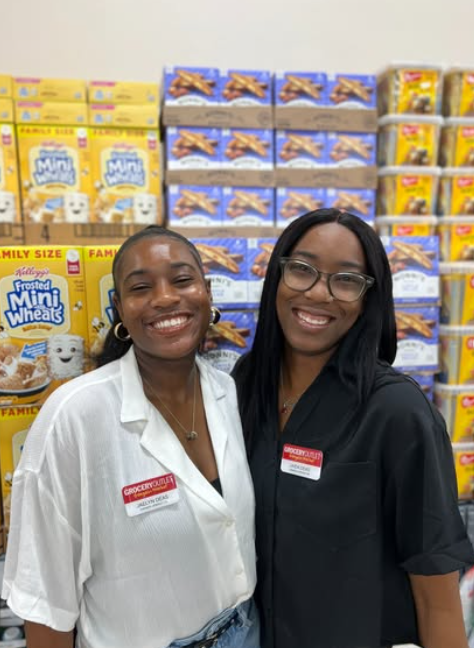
[{"left": 233, "top": 208, "right": 474, "bottom": 648}]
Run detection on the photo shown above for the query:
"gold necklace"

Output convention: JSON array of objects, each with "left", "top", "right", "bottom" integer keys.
[{"left": 143, "top": 369, "right": 198, "bottom": 441}]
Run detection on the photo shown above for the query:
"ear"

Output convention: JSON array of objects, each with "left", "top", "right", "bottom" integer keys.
[{"left": 205, "top": 278, "right": 212, "bottom": 301}]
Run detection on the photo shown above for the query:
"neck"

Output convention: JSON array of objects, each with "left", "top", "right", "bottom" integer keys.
[
  {"left": 281, "top": 344, "right": 336, "bottom": 396},
  {"left": 135, "top": 350, "right": 197, "bottom": 403}
]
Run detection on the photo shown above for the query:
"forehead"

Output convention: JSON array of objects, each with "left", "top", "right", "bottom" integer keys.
[
  {"left": 117, "top": 236, "right": 199, "bottom": 275},
  {"left": 291, "top": 223, "right": 366, "bottom": 266}
]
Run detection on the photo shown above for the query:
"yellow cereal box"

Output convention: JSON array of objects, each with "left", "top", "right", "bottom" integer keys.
[
  {"left": 89, "top": 80, "right": 159, "bottom": 105},
  {"left": 378, "top": 65, "right": 443, "bottom": 115},
  {"left": 0, "top": 98, "right": 14, "bottom": 122},
  {"left": 439, "top": 169, "right": 474, "bottom": 215},
  {"left": 0, "top": 124, "right": 21, "bottom": 223},
  {"left": 90, "top": 127, "right": 161, "bottom": 224},
  {"left": 0, "top": 246, "right": 88, "bottom": 406},
  {"left": 83, "top": 245, "right": 119, "bottom": 358},
  {"left": 443, "top": 69, "right": 474, "bottom": 117},
  {"left": 0, "top": 405, "right": 40, "bottom": 533},
  {"left": 15, "top": 101, "right": 88, "bottom": 126},
  {"left": 378, "top": 115, "right": 442, "bottom": 166},
  {"left": 88, "top": 103, "right": 159, "bottom": 129},
  {"left": 438, "top": 217, "right": 474, "bottom": 262},
  {"left": 17, "top": 125, "right": 92, "bottom": 223},
  {"left": 440, "top": 119, "right": 474, "bottom": 167},
  {"left": 13, "top": 77, "right": 86, "bottom": 103},
  {"left": 377, "top": 166, "right": 440, "bottom": 215}
]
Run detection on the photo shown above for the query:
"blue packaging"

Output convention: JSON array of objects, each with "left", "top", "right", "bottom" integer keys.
[
  {"left": 167, "top": 185, "right": 222, "bottom": 227},
  {"left": 219, "top": 69, "right": 272, "bottom": 106},
  {"left": 221, "top": 128, "right": 273, "bottom": 169},
  {"left": 326, "top": 188, "right": 375, "bottom": 222},
  {"left": 381, "top": 236, "right": 440, "bottom": 303},
  {"left": 202, "top": 309, "right": 257, "bottom": 374},
  {"left": 327, "top": 132, "right": 377, "bottom": 167},
  {"left": 276, "top": 187, "right": 326, "bottom": 227},
  {"left": 327, "top": 73, "right": 377, "bottom": 109},
  {"left": 275, "top": 71, "right": 327, "bottom": 106},
  {"left": 276, "top": 130, "right": 327, "bottom": 168},
  {"left": 166, "top": 126, "right": 221, "bottom": 169},
  {"left": 247, "top": 238, "right": 277, "bottom": 306},
  {"left": 192, "top": 238, "right": 248, "bottom": 308},
  {"left": 393, "top": 305, "right": 439, "bottom": 371},
  {"left": 164, "top": 66, "right": 219, "bottom": 105},
  {"left": 222, "top": 187, "right": 274, "bottom": 227}
]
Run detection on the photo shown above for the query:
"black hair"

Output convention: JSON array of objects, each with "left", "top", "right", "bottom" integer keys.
[
  {"left": 96, "top": 225, "right": 205, "bottom": 367},
  {"left": 235, "top": 208, "right": 397, "bottom": 441}
]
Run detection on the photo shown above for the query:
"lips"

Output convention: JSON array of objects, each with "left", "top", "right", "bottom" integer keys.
[
  {"left": 292, "top": 307, "right": 335, "bottom": 329},
  {"left": 146, "top": 312, "right": 193, "bottom": 334}
]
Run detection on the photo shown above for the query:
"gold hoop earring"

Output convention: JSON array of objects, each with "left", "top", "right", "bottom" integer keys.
[
  {"left": 209, "top": 306, "right": 221, "bottom": 326},
  {"left": 114, "top": 322, "right": 131, "bottom": 341}
]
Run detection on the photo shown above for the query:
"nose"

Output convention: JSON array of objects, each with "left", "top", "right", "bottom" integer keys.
[
  {"left": 149, "top": 279, "right": 181, "bottom": 307},
  {"left": 303, "top": 273, "right": 333, "bottom": 302}
]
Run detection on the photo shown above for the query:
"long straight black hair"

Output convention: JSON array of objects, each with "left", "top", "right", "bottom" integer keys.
[{"left": 234, "top": 208, "right": 397, "bottom": 440}]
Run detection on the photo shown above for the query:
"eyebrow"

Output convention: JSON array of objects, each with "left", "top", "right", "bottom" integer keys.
[
  {"left": 291, "top": 249, "right": 366, "bottom": 272},
  {"left": 123, "top": 262, "right": 198, "bottom": 283}
]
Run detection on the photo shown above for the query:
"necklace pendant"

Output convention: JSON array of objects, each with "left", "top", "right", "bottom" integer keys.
[{"left": 186, "top": 430, "right": 198, "bottom": 441}]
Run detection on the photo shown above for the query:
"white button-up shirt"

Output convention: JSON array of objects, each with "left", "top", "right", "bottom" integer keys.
[{"left": 2, "top": 349, "right": 256, "bottom": 648}]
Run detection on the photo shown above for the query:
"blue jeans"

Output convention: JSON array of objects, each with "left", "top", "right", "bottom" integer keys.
[{"left": 168, "top": 599, "right": 260, "bottom": 648}]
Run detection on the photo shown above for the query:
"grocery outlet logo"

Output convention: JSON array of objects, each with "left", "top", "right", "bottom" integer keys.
[
  {"left": 33, "top": 147, "right": 77, "bottom": 186},
  {"left": 104, "top": 151, "right": 145, "bottom": 188},
  {"left": 5, "top": 279, "right": 65, "bottom": 328}
]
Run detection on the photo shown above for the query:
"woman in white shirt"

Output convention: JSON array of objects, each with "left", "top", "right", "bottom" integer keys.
[{"left": 2, "top": 226, "right": 258, "bottom": 648}]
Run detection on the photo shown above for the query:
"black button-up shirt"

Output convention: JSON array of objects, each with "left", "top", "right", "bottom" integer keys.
[{"left": 236, "top": 360, "right": 474, "bottom": 648}]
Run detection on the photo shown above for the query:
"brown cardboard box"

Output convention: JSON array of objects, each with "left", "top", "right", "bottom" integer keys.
[
  {"left": 274, "top": 106, "right": 378, "bottom": 133},
  {"left": 163, "top": 105, "right": 274, "bottom": 129},
  {"left": 23, "top": 222, "right": 152, "bottom": 245},
  {"left": 0, "top": 222, "right": 25, "bottom": 245},
  {"left": 166, "top": 168, "right": 275, "bottom": 187},
  {"left": 275, "top": 166, "right": 377, "bottom": 189},
  {"left": 172, "top": 225, "right": 280, "bottom": 239}
]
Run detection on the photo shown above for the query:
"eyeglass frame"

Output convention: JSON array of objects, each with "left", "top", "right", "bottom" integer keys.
[{"left": 279, "top": 257, "right": 375, "bottom": 302}]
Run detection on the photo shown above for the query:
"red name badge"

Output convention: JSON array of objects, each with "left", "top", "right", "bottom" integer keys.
[
  {"left": 281, "top": 443, "right": 323, "bottom": 481},
  {"left": 122, "top": 473, "right": 179, "bottom": 517}
]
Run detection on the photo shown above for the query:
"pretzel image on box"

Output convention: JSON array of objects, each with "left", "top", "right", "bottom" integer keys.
[
  {"left": 393, "top": 305, "right": 439, "bottom": 371},
  {"left": 222, "top": 128, "right": 273, "bottom": 169},
  {"left": 220, "top": 70, "right": 271, "bottom": 105},
  {"left": 276, "top": 188, "right": 325, "bottom": 225},
  {"left": 327, "top": 188, "right": 375, "bottom": 221},
  {"left": 248, "top": 237, "right": 277, "bottom": 305},
  {"left": 167, "top": 127, "right": 221, "bottom": 169},
  {"left": 164, "top": 67, "right": 219, "bottom": 105},
  {"left": 395, "top": 311, "right": 436, "bottom": 339},
  {"left": 167, "top": 185, "right": 222, "bottom": 227},
  {"left": 275, "top": 72, "right": 327, "bottom": 106},
  {"left": 276, "top": 130, "right": 327, "bottom": 168},
  {"left": 222, "top": 187, "right": 274, "bottom": 226},
  {"left": 202, "top": 310, "right": 256, "bottom": 374},
  {"left": 328, "top": 132, "right": 376, "bottom": 167},
  {"left": 328, "top": 74, "right": 376, "bottom": 108}
]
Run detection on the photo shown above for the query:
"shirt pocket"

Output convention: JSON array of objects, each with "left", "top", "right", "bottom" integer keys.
[{"left": 279, "top": 461, "right": 377, "bottom": 550}]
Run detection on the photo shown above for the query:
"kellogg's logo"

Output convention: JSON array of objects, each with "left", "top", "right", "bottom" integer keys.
[
  {"left": 462, "top": 396, "right": 474, "bottom": 408},
  {"left": 401, "top": 176, "right": 419, "bottom": 187},
  {"left": 105, "top": 151, "right": 145, "bottom": 188},
  {"left": 33, "top": 147, "right": 76, "bottom": 187},
  {"left": 460, "top": 453, "right": 474, "bottom": 466},
  {"left": 404, "top": 72, "right": 423, "bottom": 83}
]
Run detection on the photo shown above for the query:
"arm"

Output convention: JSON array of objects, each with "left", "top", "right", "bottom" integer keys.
[
  {"left": 409, "top": 572, "right": 468, "bottom": 648},
  {"left": 25, "top": 622, "right": 74, "bottom": 648}
]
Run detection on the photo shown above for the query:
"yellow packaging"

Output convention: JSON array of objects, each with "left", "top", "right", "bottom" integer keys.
[
  {"left": 377, "top": 64, "right": 443, "bottom": 115},
  {"left": 89, "top": 80, "right": 159, "bottom": 105},
  {"left": 0, "top": 124, "right": 21, "bottom": 223},
  {"left": 88, "top": 103, "right": 159, "bottom": 129},
  {"left": 440, "top": 262, "right": 474, "bottom": 325},
  {"left": 453, "top": 443, "right": 474, "bottom": 499},
  {"left": 437, "top": 217, "right": 474, "bottom": 261},
  {"left": 91, "top": 127, "right": 161, "bottom": 224},
  {"left": 438, "top": 168, "right": 474, "bottom": 215},
  {"left": 15, "top": 101, "right": 88, "bottom": 126},
  {"left": 435, "top": 385, "right": 474, "bottom": 443},
  {"left": 0, "top": 98, "right": 14, "bottom": 122},
  {"left": 443, "top": 69, "right": 474, "bottom": 117},
  {"left": 378, "top": 115, "right": 442, "bottom": 166},
  {"left": 440, "top": 118, "right": 474, "bottom": 167},
  {"left": 439, "top": 325, "right": 474, "bottom": 385},
  {"left": 83, "top": 245, "right": 119, "bottom": 358},
  {"left": 0, "top": 246, "right": 88, "bottom": 406},
  {"left": 375, "top": 215, "right": 437, "bottom": 236},
  {"left": 377, "top": 166, "right": 440, "bottom": 215},
  {"left": 13, "top": 77, "right": 86, "bottom": 102},
  {"left": 0, "top": 75, "right": 12, "bottom": 98},
  {"left": 17, "top": 125, "right": 92, "bottom": 223}
]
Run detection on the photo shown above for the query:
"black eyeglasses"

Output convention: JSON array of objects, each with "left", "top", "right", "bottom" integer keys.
[{"left": 279, "top": 257, "right": 375, "bottom": 302}]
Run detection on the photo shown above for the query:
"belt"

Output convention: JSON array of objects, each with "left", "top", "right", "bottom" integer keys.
[{"left": 189, "top": 611, "right": 238, "bottom": 648}]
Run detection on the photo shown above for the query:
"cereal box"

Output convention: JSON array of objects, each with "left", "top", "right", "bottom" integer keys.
[
  {"left": 192, "top": 238, "right": 248, "bottom": 308},
  {"left": 328, "top": 132, "right": 376, "bottom": 167},
  {"left": 164, "top": 67, "right": 219, "bottom": 106},
  {"left": 13, "top": 77, "right": 86, "bottom": 103},
  {"left": 0, "top": 99, "right": 13, "bottom": 122},
  {"left": 438, "top": 169, "right": 474, "bottom": 216},
  {"left": 222, "top": 128, "right": 273, "bottom": 169},
  {"left": 167, "top": 185, "right": 222, "bottom": 227},
  {"left": 407, "top": 372, "right": 435, "bottom": 400},
  {"left": 89, "top": 80, "right": 159, "bottom": 105},
  {"left": 378, "top": 115, "right": 442, "bottom": 166},
  {"left": 437, "top": 217, "right": 474, "bottom": 262},
  {"left": 0, "top": 246, "right": 88, "bottom": 406},
  {"left": 326, "top": 188, "right": 376, "bottom": 222},
  {"left": 167, "top": 127, "right": 221, "bottom": 169},
  {"left": 393, "top": 305, "right": 439, "bottom": 371},
  {"left": 453, "top": 443, "right": 474, "bottom": 499},
  {"left": 328, "top": 73, "right": 376, "bottom": 109},
  {"left": 17, "top": 125, "right": 91, "bottom": 224},
  {"left": 15, "top": 101, "right": 88, "bottom": 126},
  {"left": 247, "top": 238, "right": 277, "bottom": 306},
  {"left": 0, "top": 75, "right": 12, "bottom": 98},
  {"left": 203, "top": 309, "right": 257, "bottom": 374},
  {"left": 377, "top": 65, "right": 442, "bottom": 115},
  {"left": 276, "top": 187, "right": 325, "bottom": 227},
  {"left": 83, "top": 245, "right": 119, "bottom": 358},
  {"left": 276, "top": 130, "right": 327, "bottom": 168},
  {"left": 91, "top": 127, "right": 161, "bottom": 224},
  {"left": 381, "top": 236, "right": 439, "bottom": 303},
  {"left": 435, "top": 385, "right": 474, "bottom": 443},
  {"left": 89, "top": 103, "right": 159, "bottom": 129},
  {"left": 443, "top": 69, "right": 474, "bottom": 118},
  {"left": 222, "top": 187, "right": 274, "bottom": 227},
  {"left": 0, "top": 405, "right": 40, "bottom": 533},
  {"left": 440, "top": 262, "right": 474, "bottom": 325},
  {"left": 275, "top": 71, "right": 327, "bottom": 107},
  {"left": 439, "top": 325, "right": 474, "bottom": 385},
  {"left": 440, "top": 119, "right": 474, "bottom": 167},
  {"left": 219, "top": 70, "right": 271, "bottom": 106},
  {"left": 0, "top": 125, "right": 20, "bottom": 224},
  {"left": 377, "top": 166, "right": 440, "bottom": 215}
]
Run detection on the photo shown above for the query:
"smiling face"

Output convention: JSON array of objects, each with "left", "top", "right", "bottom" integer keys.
[
  {"left": 113, "top": 235, "right": 211, "bottom": 364},
  {"left": 276, "top": 222, "right": 367, "bottom": 363}
]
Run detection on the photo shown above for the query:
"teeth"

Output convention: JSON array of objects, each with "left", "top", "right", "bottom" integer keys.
[
  {"left": 152, "top": 316, "right": 188, "bottom": 330},
  {"left": 297, "top": 311, "right": 331, "bottom": 326}
]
